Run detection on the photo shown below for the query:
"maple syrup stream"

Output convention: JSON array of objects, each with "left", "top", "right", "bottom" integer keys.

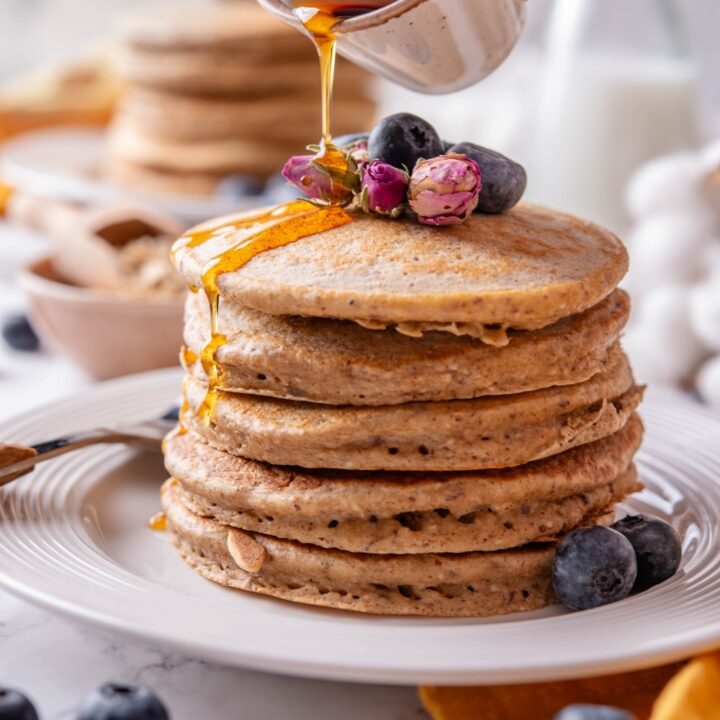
[{"left": 169, "top": 3, "right": 356, "bottom": 449}]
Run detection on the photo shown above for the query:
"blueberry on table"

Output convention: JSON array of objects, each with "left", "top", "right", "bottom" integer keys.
[
  {"left": 0, "top": 687, "right": 40, "bottom": 720},
  {"left": 552, "top": 526, "right": 637, "bottom": 611},
  {"left": 611, "top": 515, "right": 682, "bottom": 592},
  {"left": 448, "top": 142, "right": 527, "bottom": 213},
  {"left": 77, "top": 682, "right": 169, "bottom": 720},
  {"left": 2, "top": 315, "right": 39, "bottom": 352},
  {"left": 554, "top": 704, "right": 636, "bottom": 720},
  {"left": 368, "top": 113, "right": 444, "bottom": 170}
]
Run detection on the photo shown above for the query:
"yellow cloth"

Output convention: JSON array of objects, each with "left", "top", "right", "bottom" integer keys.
[{"left": 420, "top": 652, "right": 720, "bottom": 720}]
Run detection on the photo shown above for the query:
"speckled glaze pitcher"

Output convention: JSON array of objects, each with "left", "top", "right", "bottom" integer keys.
[{"left": 256, "top": 0, "right": 526, "bottom": 94}]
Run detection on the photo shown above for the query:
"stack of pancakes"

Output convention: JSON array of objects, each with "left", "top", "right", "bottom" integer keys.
[
  {"left": 163, "top": 205, "right": 643, "bottom": 616},
  {"left": 107, "top": 3, "right": 376, "bottom": 195}
]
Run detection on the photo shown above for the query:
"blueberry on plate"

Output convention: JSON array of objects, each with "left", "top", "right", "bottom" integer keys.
[
  {"left": 0, "top": 687, "right": 40, "bottom": 720},
  {"left": 552, "top": 526, "right": 637, "bottom": 611},
  {"left": 447, "top": 142, "right": 527, "bottom": 213},
  {"left": 611, "top": 515, "right": 682, "bottom": 592},
  {"left": 368, "top": 113, "right": 444, "bottom": 170},
  {"left": 77, "top": 682, "right": 169, "bottom": 720},
  {"left": 554, "top": 704, "right": 636, "bottom": 720},
  {"left": 2, "top": 314, "right": 40, "bottom": 352}
]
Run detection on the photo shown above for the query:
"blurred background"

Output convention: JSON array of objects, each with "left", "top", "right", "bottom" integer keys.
[{"left": 2, "top": 0, "right": 720, "bottom": 411}]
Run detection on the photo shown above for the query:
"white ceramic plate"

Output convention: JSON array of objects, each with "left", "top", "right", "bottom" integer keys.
[
  {"left": 0, "top": 128, "right": 255, "bottom": 224},
  {"left": 0, "top": 369, "right": 719, "bottom": 686}
]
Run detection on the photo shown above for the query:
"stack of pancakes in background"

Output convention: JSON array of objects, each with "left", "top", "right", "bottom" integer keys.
[
  {"left": 163, "top": 205, "right": 643, "bottom": 616},
  {"left": 106, "top": 3, "right": 376, "bottom": 195}
]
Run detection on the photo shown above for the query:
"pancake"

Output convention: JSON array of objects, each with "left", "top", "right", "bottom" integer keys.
[
  {"left": 107, "top": 117, "right": 300, "bottom": 176},
  {"left": 118, "top": 48, "right": 372, "bottom": 96},
  {"left": 106, "top": 157, "right": 235, "bottom": 196},
  {"left": 173, "top": 205, "right": 628, "bottom": 331},
  {"left": 182, "top": 347, "right": 642, "bottom": 471},
  {"left": 117, "top": 5, "right": 372, "bottom": 96},
  {"left": 165, "top": 414, "right": 643, "bottom": 554},
  {"left": 162, "top": 479, "right": 565, "bottom": 616},
  {"left": 176, "top": 466, "right": 637, "bottom": 555},
  {"left": 119, "top": 3, "right": 312, "bottom": 53},
  {"left": 120, "top": 89, "right": 376, "bottom": 143},
  {"left": 184, "top": 289, "right": 630, "bottom": 405}
]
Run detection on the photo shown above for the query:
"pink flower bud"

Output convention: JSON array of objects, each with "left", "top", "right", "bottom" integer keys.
[
  {"left": 408, "top": 153, "right": 481, "bottom": 226},
  {"left": 348, "top": 141, "right": 370, "bottom": 166},
  {"left": 360, "top": 161, "right": 409, "bottom": 216},
  {"left": 282, "top": 154, "right": 354, "bottom": 204}
]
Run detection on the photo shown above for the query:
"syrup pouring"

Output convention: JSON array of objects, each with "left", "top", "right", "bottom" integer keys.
[{"left": 174, "top": 0, "right": 367, "bottom": 428}]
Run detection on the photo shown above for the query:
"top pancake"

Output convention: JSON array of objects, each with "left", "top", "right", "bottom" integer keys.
[{"left": 173, "top": 204, "right": 628, "bottom": 329}]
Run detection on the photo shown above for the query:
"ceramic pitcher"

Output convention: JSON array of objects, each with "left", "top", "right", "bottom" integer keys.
[{"left": 256, "top": 0, "right": 526, "bottom": 94}]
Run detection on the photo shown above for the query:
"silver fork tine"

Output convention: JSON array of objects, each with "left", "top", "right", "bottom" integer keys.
[{"left": 0, "top": 406, "right": 179, "bottom": 487}]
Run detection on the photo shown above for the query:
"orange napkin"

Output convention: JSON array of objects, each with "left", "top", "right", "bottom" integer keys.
[
  {"left": 0, "top": 53, "right": 117, "bottom": 142},
  {"left": 652, "top": 653, "right": 720, "bottom": 720},
  {"left": 421, "top": 652, "right": 720, "bottom": 720},
  {"left": 0, "top": 181, "right": 12, "bottom": 218}
]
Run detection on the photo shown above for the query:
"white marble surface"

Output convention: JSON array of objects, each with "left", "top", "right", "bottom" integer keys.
[
  {"left": 0, "top": 224, "right": 426, "bottom": 720},
  {"left": 0, "top": 590, "right": 424, "bottom": 719}
]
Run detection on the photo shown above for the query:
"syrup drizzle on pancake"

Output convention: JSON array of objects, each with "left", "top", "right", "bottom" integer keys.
[
  {"left": 172, "top": 3, "right": 357, "bottom": 425},
  {"left": 181, "top": 346, "right": 197, "bottom": 366},
  {"left": 178, "top": 203, "right": 351, "bottom": 424},
  {"left": 148, "top": 510, "right": 167, "bottom": 531}
]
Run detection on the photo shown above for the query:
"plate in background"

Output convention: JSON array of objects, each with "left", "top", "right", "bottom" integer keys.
[
  {"left": 0, "top": 369, "right": 719, "bottom": 685},
  {"left": 0, "top": 128, "right": 260, "bottom": 224}
]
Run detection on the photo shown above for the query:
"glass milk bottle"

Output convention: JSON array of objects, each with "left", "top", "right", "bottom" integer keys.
[{"left": 526, "top": 0, "right": 703, "bottom": 232}]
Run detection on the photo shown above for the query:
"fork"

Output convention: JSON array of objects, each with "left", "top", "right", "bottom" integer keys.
[{"left": 0, "top": 406, "right": 179, "bottom": 486}]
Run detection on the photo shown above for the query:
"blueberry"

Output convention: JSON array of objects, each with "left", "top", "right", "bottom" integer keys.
[
  {"left": 0, "top": 687, "right": 39, "bottom": 720},
  {"left": 2, "top": 315, "right": 39, "bottom": 352},
  {"left": 447, "top": 142, "right": 526, "bottom": 213},
  {"left": 554, "top": 704, "right": 636, "bottom": 720},
  {"left": 552, "top": 526, "right": 637, "bottom": 611},
  {"left": 215, "top": 174, "right": 265, "bottom": 198},
  {"left": 368, "top": 113, "right": 444, "bottom": 171},
  {"left": 159, "top": 405, "right": 180, "bottom": 422},
  {"left": 77, "top": 682, "right": 169, "bottom": 720},
  {"left": 333, "top": 132, "right": 369, "bottom": 148},
  {"left": 441, "top": 140, "right": 455, "bottom": 153},
  {"left": 611, "top": 515, "right": 682, "bottom": 592}
]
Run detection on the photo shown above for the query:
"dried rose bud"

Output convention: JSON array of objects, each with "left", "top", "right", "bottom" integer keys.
[
  {"left": 360, "top": 160, "right": 409, "bottom": 217},
  {"left": 348, "top": 141, "right": 370, "bottom": 166},
  {"left": 408, "top": 153, "right": 482, "bottom": 226},
  {"left": 282, "top": 154, "right": 354, "bottom": 204}
]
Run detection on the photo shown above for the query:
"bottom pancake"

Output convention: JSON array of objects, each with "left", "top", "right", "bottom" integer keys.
[{"left": 162, "top": 480, "right": 615, "bottom": 617}]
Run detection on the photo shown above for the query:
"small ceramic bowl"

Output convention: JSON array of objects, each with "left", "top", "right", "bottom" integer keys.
[{"left": 18, "top": 257, "right": 183, "bottom": 379}]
